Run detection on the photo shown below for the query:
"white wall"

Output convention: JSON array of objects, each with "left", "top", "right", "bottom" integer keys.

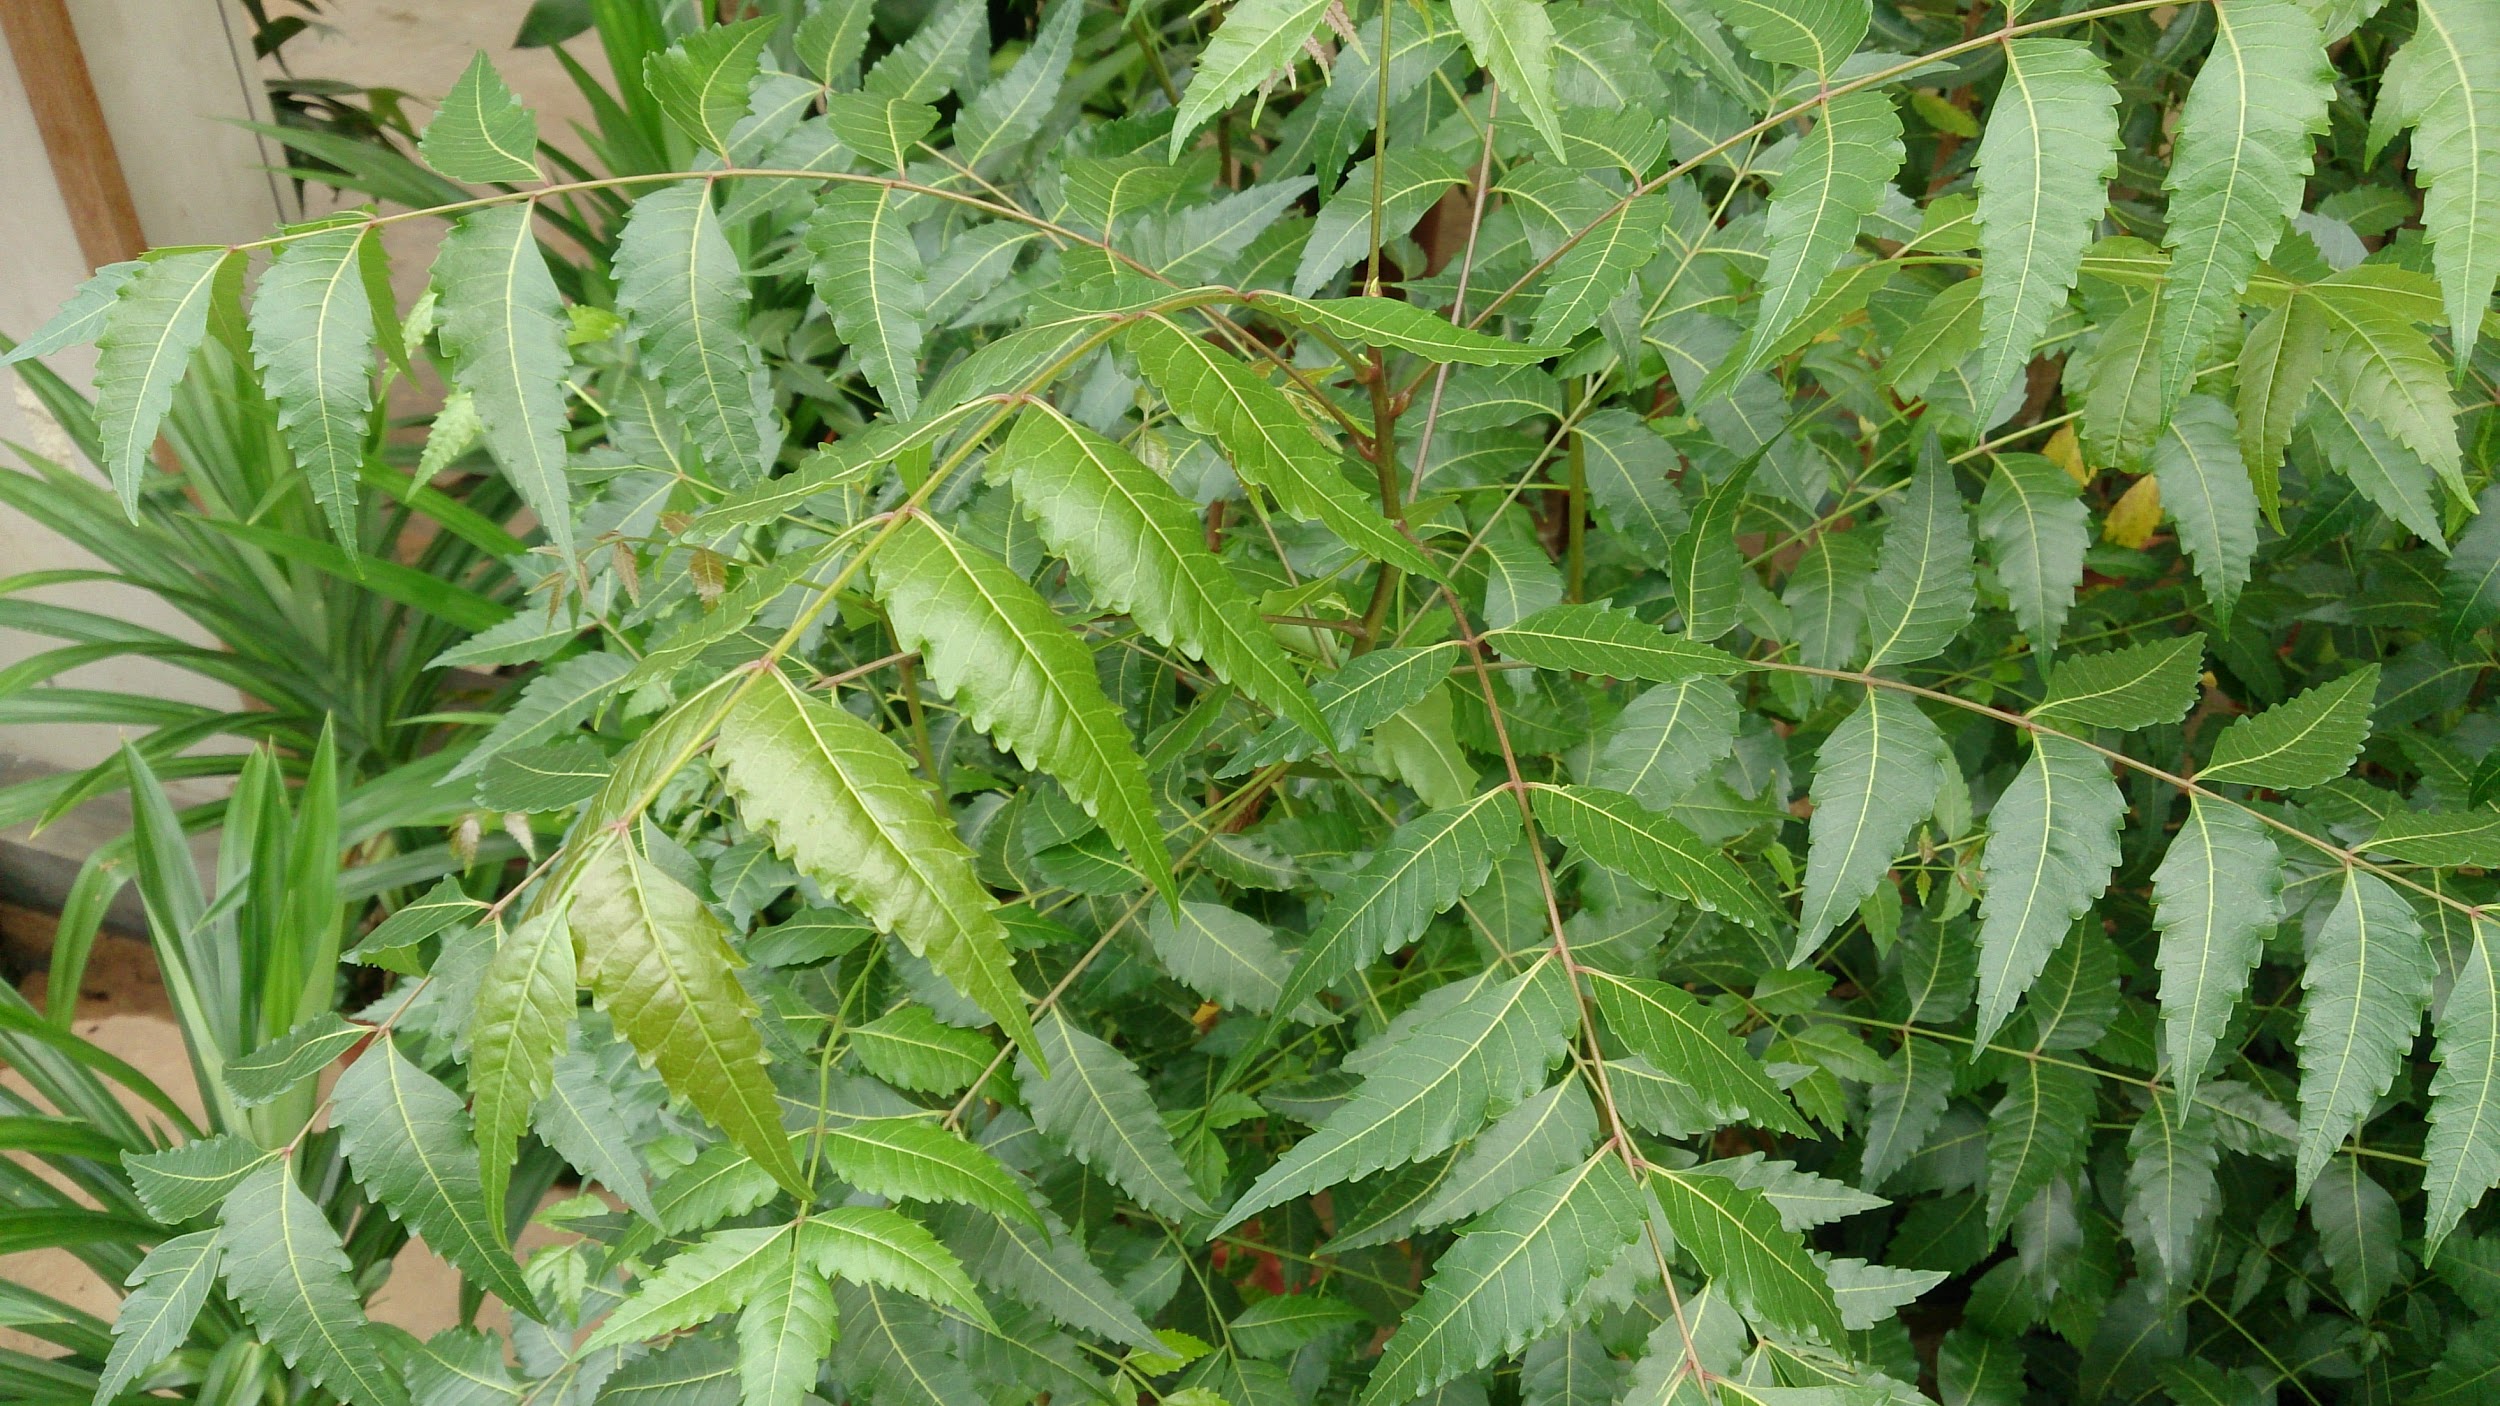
[
  {"left": 0, "top": 0, "right": 606, "bottom": 782},
  {"left": 0, "top": 0, "right": 286, "bottom": 784}
]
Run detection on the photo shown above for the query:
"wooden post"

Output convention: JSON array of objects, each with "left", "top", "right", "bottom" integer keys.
[{"left": 3, "top": 0, "right": 148, "bottom": 268}]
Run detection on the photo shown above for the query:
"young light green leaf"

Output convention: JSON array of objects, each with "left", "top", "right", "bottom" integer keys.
[
  {"left": 218, "top": 1162, "right": 410, "bottom": 1406},
  {"left": 1126, "top": 315, "right": 1437, "bottom": 579},
  {"left": 1485, "top": 603, "right": 1746, "bottom": 682},
  {"left": 616, "top": 184, "right": 777, "bottom": 483},
  {"left": 434, "top": 204, "right": 574, "bottom": 556},
  {"left": 420, "top": 52, "right": 542, "bottom": 182},
  {"left": 95, "top": 1229, "right": 223, "bottom": 1406},
  {"left": 2369, "top": 0, "right": 2500, "bottom": 364},
  {"left": 1972, "top": 736, "right": 2124, "bottom": 1047},
  {"left": 2198, "top": 664, "right": 2379, "bottom": 789},
  {"left": 469, "top": 912, "right": 574, "bottom": 1240},
  {"left": 94, "top": 249, "right": 231, "bottom": 518},
  {"left": 646, "top": 17, "right": 781, "bottom": 158},
  {"left": 2426, "top": 916, "right": 2500, "bottom": 1259},
  {"left": 2031, "top": 634, "right": 2207, "bottom": 732},
  {"left": 1861, "top": 454, "right": 1976, "bottom": 670},
  {"left": 1975, "top": 453, "right": 2087, "bottom": 651},
  {"left": 1795, "top": 688, "right": 1948, "bottom": 962},
  {"left": 1530, "top": 784, "right": 1782, "bottom": 936},
  {"left": 1000, "top": 405, "right": 1326, "bottom": 739},
  {"left": 1649, "top": 1167, "right": 1845, "bottom": 1342},
  {"left": 1585, "top": 971, "right": 1807, "bottom": 1136},
  {"left": 1728, "top": 92, "right": 1903, "bottom": 385},
  {"left": 332, "top": 1035, "right": 539, "bottom": 1315},
  {"left": 1971, "top": 38, "right": 2120, "bottom": 415},
  {"left": 2156, "top": 0, "right": 2332, "bottom": 399},
  {"left": 2297, "top": 869, "right": 2433, "bottom": 1197},
  {"left": 2151, "top": 798, "right": 2281, "bottom": 1101},
  {"left": 2237, "top": 294, "right": 2327, "bottom": 521},
  {"left": 1220, "top": 959, "right": 1580, "bottom": 1232},
  {"left": 1018, "top": 1011, "right": 1212, "bottom": 1220},
  {"left": 1358, "top": 1156, "right": 1646, "bottom": 1406},
  {"left": 570, "top": 840, "right": 807, "bottom": 1198},
  {"left": 720, "top": 669, "right": 1034, "bottom": 1055},
  {"left": 2150, "top": 395, "right": 2259, "bottom": 624},
  {"left": 873, "top": 513, "right": 1168, "bottom": 899},
  {"left": 806, "top": 186, "right": 929, "bottom": 416},
  {"left": 250, "top": 224, "right": 376, "bottom": 546}
]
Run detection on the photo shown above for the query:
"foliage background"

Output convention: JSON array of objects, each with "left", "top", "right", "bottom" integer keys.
[{"left": 7, "top": 0, "right": 2500, "bottom": 1404}]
